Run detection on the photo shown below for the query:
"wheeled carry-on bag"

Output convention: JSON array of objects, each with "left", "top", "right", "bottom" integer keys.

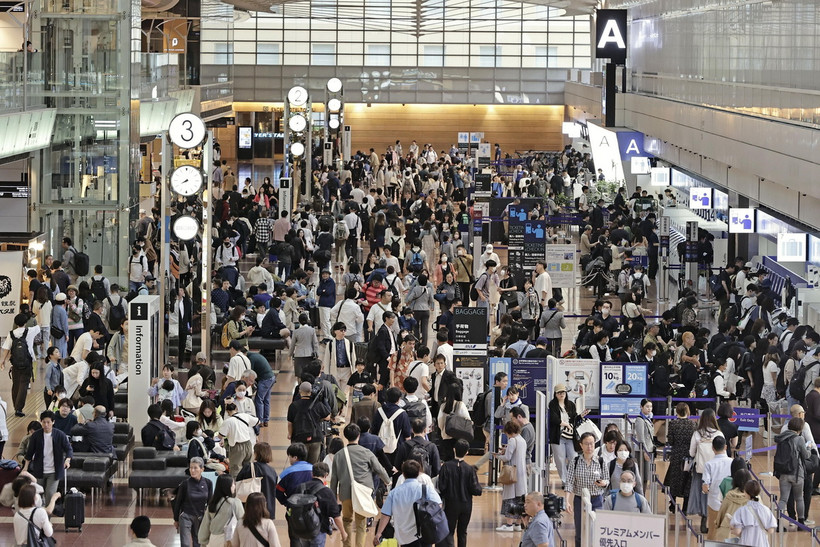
[{"left": 63, "top": 476, "right": 86, "bottom": 532}]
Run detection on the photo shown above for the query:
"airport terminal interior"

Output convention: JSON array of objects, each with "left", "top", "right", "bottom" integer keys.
[{"left": 0, "top": 0, "right": 820, "bottom": 545}]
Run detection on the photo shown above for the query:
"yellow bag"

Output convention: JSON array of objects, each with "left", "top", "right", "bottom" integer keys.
[
  {"left": 221, "top": 322, "right": 231, "bottom": 348},
  {"left": 379, "top": 540, "right": 398, "bottom": 547}
]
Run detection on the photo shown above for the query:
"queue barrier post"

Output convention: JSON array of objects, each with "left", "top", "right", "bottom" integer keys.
[
  {"left": 666, "top": 395, "right": 673, "bottom": 443},
  {"left": 767, "top": 411, "right": 773, "bottom": 473}
]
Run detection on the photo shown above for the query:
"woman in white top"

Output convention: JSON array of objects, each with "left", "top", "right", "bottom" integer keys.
[
  {"left": 713, "top": 359, "right": 732, "bottom": 400},
  {"left": 183, "top": 368, "right": 208, "bottom": 414},
  {"left": 198, "top": 474, "right": 244, "bottom": 546},
  {"left": 687, "top": 409, "right": 724, "bottom": 533},
  {"left": 494, "top": 420, "right": 529, "bottom": 532},
  {"left": 730, "top": 480, "right": 776, "bottom": 546},
  {"left": 32, "top": 286, "right": 52, "bottom": 359},
  {"left": 437, "top": 384, "right": 471, "bottom": 462},
  {"left": 761, "top": 349, "right": 780, "bottom": 405},
  {"left": 13, "top": 484, "right": 54, "bottom": 547}
]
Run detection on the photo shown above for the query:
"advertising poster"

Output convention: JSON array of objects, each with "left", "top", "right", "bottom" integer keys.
[
  {"left": 0, "top": 251, "right": 23, "bottom": 336},
  {"left": 555, "top": 358, "right": 599, "bottom": 405},
  {"left": 508, "top": 218, "right": 546, "bottom": 279},
  {"left": 453, "top": 307, "right": 488, "bottom": 354},
  {"left": 545, "top": 244, "right": 577, "bottom": 288},
  {"left": 510, "top": 357, "right": 548, "bottom": 410},
  {"left": 454, "top": 355, "right": 486, "bottom": 411}
]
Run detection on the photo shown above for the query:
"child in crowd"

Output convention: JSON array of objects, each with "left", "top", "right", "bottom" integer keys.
[
  {"left": 399, "top": 306, "right": 417, "bottom": 333},
  {"left": 347, "top": 360, "right": 375, "bottom": 404}
]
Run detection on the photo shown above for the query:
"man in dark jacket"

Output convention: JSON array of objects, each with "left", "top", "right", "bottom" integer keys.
[
  {"left": 372, "top": 311, "right": 398, "bottom": 392},
  {"left": 391, "top": 418, "right": 441, "bottom": 480},
  {"left": 260, "top": 297, "right": 290, "bottom": 339},
  {"left": 140, "top": 403, "right": 177, "bottom": 450},
  {"left": 437, "top": 439, "right": 483, "bottom": 547},
  {"left": 25, "top": 410, "right": 73, "bottom": 500},
  {"left": 71, "top": 405, "right": 115, "bottom": 456},
  {"left": 84, "top": 301, "right": 111, "bottom": 345},
  {"left": 370, "top": 387, "right": 412, "bottom": 457}
]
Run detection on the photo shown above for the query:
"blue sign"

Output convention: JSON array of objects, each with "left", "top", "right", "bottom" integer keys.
[
  {"left": 624, "top": 365, "right": 647, "bottom": 397},
  {"left": 510, "top": 357, "right": 548, "bottom": 410},
  {"left": 508, "top": 205, "right": 529, "bottom": 222},
  {"left": 616, "top": 131, "right": 644, "bottom": 157},
  {"left": 600, "top": 397, "right": 643, "bottom": 417},
  {"left": 731, "top": 407, "right": 760, "bottom": 432},
  {"left": 524, "top": 221, "right": 546, "bottom": 242}
]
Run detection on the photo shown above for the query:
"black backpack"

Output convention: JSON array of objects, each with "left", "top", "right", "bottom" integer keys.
[
  {"left": 107, "top": 296, "right": 126, "bottom": 331},
  {"left": 90, "top": 277, "right": 107, "bottom": 302},
  {"left": 414, "top": 484, "right": 449, "bottom": 544},
  {"left": 630, "top": 273, "right": 645, "bottom": 293},
  {"left": 71, "top": 247, "right": 90, "bottom": 277},
  {"left": 389, "top": 237, "right": 401, "bottom": 258},
  {"left": 287, "top": 481, "right": 323, "bottom": 539},
  {"left": 789, "top": 361, "right": 820, "bottom": 403},
  {"left": 149, "top": 421, "right": 176, "bottom": 451},
  {"left": 403, "top": 395, "right": 427, "bottom": 423},
  {"left": 773, "top": 434, "right": 799, "bottom": 478},
  {"left": 292, "top": 397, "right": 321, "bottom": 443},
  {"left": 9, "top": 328, "right": 31, "bottom": 370},
  {"left": 775, "top": 356, "right": 790, "bottom": 399},
  {"left": 406, "top": 437, "right": 432, "bottom": 476},
  {"left": 472, "top": 390, "right": 490, "bottom": 424}
]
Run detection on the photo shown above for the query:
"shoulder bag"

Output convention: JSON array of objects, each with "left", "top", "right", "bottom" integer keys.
[
  {"left": 343, "top": 446, "right": 380, "bottom": 517},
  {"left": 236, "top": 461, "right": 263, "bottom": 502}
]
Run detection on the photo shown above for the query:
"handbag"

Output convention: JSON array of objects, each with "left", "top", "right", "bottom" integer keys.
[
  {"left": 575, "top": 418, "right": 601, "bottom": 442},
  {"left": 444, "top": 409, "right": 474, "bottom": 441},
  {"left": 682, "top": 457, "right": 694, "bottom": 473},
  {"left": 50, "top": 325, "right": 65, "bottom": 339},
  {"left": 236, "top": 461, "right": 262, "bottom": 502},
  {"left": 20, "top": 508, "right": 56, "bottom": 547},
  {"left": 344, "top": 447, "right": 380, "bottom": 517},
  {"left": 498, "top": 463, "right": 517, "bottom": 485}
]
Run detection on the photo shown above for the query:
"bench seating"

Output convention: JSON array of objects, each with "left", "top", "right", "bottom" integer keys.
[{"left": 128, "top": 447, "right": 189, "bottom": 503}]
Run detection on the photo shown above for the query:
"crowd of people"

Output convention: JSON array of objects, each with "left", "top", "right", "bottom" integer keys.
[{"left": 0, "top": 140, "right": 812, "bottom": 547}]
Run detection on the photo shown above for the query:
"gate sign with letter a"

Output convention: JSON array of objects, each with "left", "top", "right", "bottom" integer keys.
[{"left": 596, "top": 9, "right": 628, "bottom": 64}]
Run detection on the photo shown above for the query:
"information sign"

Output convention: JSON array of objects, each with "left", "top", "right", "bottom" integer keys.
[
  {"left": 453, "top": 307, "right": 488, "bottom": 354},
  {"left": 510, "top": 358, "right": 547, "bottom": 410},
  {"left": 592, "top": 509, "right": 666, "bottom": 547},
  {"left": 545, "top": 244, "right": 577, "bottom": 288}
]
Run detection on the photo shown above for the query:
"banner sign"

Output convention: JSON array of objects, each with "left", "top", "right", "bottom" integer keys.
[
  {"left": 592, "top": 509, "right": 666, "bottom": 547},
  {"left": 510, "top": 357, "right": 547, "bottom": 410},
  {"left": 453, "top": 306, "right": 488, "bottom": 354},
  {"left": 474, "top": 173, "right": 491, "bottom": 198},
  {"left": 509, "top": 219, "right": 547, "bottom": 278},
  {"left": 599, "top": 362, "right": 649, "bottom": 432},
  {"left": 490, "top": 197, "right": 542, "bottom": 219},
  {"left": 545, "top": 244, "right": 577, "bottom": 288},
  {"left": 0, "top": 251, "right": 23, "bottom": 336}
]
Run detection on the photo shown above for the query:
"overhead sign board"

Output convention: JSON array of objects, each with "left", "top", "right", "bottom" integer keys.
[
  {"left": 777, "top": 232, "right": 807, "bottom": 262},
  {"left": 595, "top": 9, "right": 628, "bottom": 64},
  {"left": 728, "top": 208, "right": 755, "bottom": 234},
  {"left": 689, "top": 187, "right": 713, "bottom": 209}
]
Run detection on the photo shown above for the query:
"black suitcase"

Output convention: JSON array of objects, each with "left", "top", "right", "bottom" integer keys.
[{"left": 64, "top": 485, "right": 85, "bottom": 532}]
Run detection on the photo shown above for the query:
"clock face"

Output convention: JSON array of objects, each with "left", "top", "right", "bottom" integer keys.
[
  {"left": 288, "top": 114, "right": 307, "bottom": 133},
  {"left": 291, "top": 142, "right": 305, "bottom": 157},
  {"left": 168, "top": 113, "right": 206, "bottom": 149},
  {"left": 173, "top": 215, "right": 199, "bottom": 241},
  {"left": 170, "top": 165, "right": 204, "bottom": 196},
  {"left": 287, "top": 86, "right": 308, "bottom": 106}
]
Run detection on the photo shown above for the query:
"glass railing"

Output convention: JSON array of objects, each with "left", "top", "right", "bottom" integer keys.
[
  {"left": 631, "top": 72, "right": 820, "bottom": 127},
  {"left": 140, "top": 53, "right": 183, "bottom": 100},
  {"left": 0, "top": 52, "right": 46, "bottom": 112}
]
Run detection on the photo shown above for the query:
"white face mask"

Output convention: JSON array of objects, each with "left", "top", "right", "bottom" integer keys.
[
  {"left": 620, "top": 482, "right": 635, "bottom": 495},
  {"left": 441, "top": 256, "right": 448, "bottom": 263},
  {"left": 236, "top": 391, "right": 246, "bottom": 399},
  {"left": 602, "top": 308, "right": 610, "bottom": 316},
  {"left": 617, "top": 450, "right": 630, "bottom": 461}
]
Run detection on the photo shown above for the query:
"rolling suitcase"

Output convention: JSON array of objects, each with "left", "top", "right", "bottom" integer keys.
[{"left": 63, "top": 477, "right": 85, "bottom": 532}]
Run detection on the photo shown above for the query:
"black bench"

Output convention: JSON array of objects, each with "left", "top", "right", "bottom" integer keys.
[
  {"left": 248, "top": 338, "right": 288, "bottom": 369},
  {"left": 128, "top": 447, "right": 189, "bottom": 504},
  {"left": 113, "top": 422, "right": 135, "bottom": 476},
  {"left": 64, "top": 453, "right": 118, "bottom": 512}
]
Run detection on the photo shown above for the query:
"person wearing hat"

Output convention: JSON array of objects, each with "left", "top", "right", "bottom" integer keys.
[
  {"left": 141, "top": 273, "right": 156, "bottom": 296},
  {"left": 548, "top": 383, "right": 585, "bottom": 489},
  {"left": 478, "top": 244, "right": 500, "bottom": 276},
  {"left": 474, "top": 259, "right": 498, "bottom": 316},
  {"left": 316, "top": 269, "right": 337, "bottom": 344},
  {"left": 51, "top": 293, "right": 69, "bottom": 357}
]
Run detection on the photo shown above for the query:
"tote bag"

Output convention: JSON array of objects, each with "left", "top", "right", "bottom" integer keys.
[
  {"left": 236, "top": 462, "right": 262, "bottom": 502},
  {"left": 344, "top": 447, "right": 380, "bottom": 517}
]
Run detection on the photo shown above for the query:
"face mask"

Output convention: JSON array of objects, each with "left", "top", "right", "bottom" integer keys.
[
  {"left": 441, "top": 256, "right": 448, "bottom": 263},
  {"left": 646, "top": 351, "right": 655, "bottom": 359},
  {"left": 617, "top": 450, "right": 630, "bottom": 460},
  {"left": 236, "top": 391, "right": 246, "bottom": 399},
  {"left": 602, "top": 308, "right": 610, "bottom": 316},
  {"left": 224, "top": 242, "right": 231, "bottom": 247},
  {"left": 620, "top": 482, "right": 635, "bottom": 495}
]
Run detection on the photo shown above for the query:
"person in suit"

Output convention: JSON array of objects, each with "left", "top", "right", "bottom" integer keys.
[
  {"left": 25, "top": 410, "right": 73, "bottom": 500},
  {"left": 174, "top": 288, "right": 193, "bottom": 366},
  {"left": 429, "top": 354, "right": 450, "bottom": 422},
  {"left": 324, "top": 321, "right": 356, "bottom": 388},
  {"left": 84, "top": 301, "right": 111, "bottom": 346},
  {"left": 372, "top": 311, "right": 399, "bottom": 394},
  {"left": 289, "top": 313, "right": 319, "bottom": 382}
]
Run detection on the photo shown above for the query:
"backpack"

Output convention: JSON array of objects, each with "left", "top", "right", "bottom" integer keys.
[
  {"left": 773, "top": 434, "right": 799, "bottom": 478},
  {"left": 334, "top": 221, "right": 347, "bottom": 240},
  {"left": 469, "top": 273, "right": 486, "bottom": 302},
  {"left": 377, "top": 407, "right": 404, "bottom": 454},
  {"left": 413, "top": 484, "right": 449, "bottom": 544},
  {"left": 775, "top": 356, "right": 790, "bottom": 399},
  {"left": 406, "top": 437, "right": 432, "bottom": 476},
  {"left": 609, "top": 491, "right": 643, "bottom": 512},
  {"left": 472, "top": 390, "right": 490, "bottom": 424},
  {"left": 409, "top": 251, "right": 424, "bottom": 273},
  {"left": 220, "top": 320, "right": 238, "bottom": 349},
  {"left": 694, "top": 372, "right": 717, "bottom": 410},
  {"left": 618, "top": 269, "right": 630, "bottom": 293},
  {"left": 107, "top": 296, "right": 126, "bottom": 331},
  {"left": 694, "top": 430, "right": 723, "bottom": 474},
  {"left": 20, "top": 507, "right": 53, "bottom": 547},
  {"left": 125, "top": 289, "right": 140, "bottom": 302},
  {"left": 286, "top": 481, "right": 323, "bottom": 539},
  {"left": 735, "top": 351, "right": 753, "bottom": 381},
  {"left": 292, "top": 396, "right": 321, "bottom": 443},
  {"left": 389, "top": 237, "right": 401, "bottom": 258},
  {"left": 788, "top": 361, "right": 820, "bottom": 403},
  {"left": 72, "top": 247, "right": 90, "bottom": 277},
  {"left": 709, "top": 274, "right": 723, "bottom": 297},
  {"left": 403, "top": 395, "right": 427, "bottom": 423},
  {"left": 630, "top": 273, "right": 645, "bottom": 293},
  {"left": 9, "top": 328, "right": 31, "bottom": 371},
  {"left": 150, "top": 421, "right": 176, "bottom": 451},
  {"left": 90, "top": 277, "right": 107, "bottom": 302}
]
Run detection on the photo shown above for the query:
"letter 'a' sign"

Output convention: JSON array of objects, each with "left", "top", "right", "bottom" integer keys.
[{"left": 596, "top": 9, "right": 627, "bottom": 64}]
